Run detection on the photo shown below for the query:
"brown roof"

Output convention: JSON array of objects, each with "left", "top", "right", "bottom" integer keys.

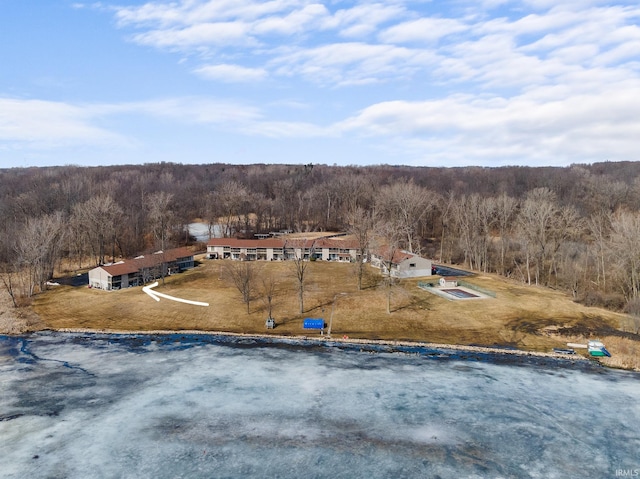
[
  {"left": 207, "top": 237, "right": 360, "bottom": 250},
  {"left": 99, "top": 262, "right": 138, "bottom": 277},
  {"left": 314, "top": 238, "right": 359, "bottom": 249},
  {"left": 394, "top": 251, "right": 415, "bottom": 263},
  {"left": 282, "top": 238, "right": 319, "bottom": 248},
  {"left": 373, "top": 247, "right": 418, "bottom": 265},
  {"left": 207, "top": 238, "right": 286, "bottom": 248},
  {"left": 99, "top": 247, "right": 194, "bottom": 277}
]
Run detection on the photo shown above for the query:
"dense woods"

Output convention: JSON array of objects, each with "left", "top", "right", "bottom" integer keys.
[{"left": 2, "top": 161, "right": 640, "bottom": 324}]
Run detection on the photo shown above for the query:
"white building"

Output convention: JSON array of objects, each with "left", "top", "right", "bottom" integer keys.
[
  {"left": 88, "top": 247, "right": 195, "bottom": 290},
  {"left": 206, "top": 235, "right": 433, "bottom": 279},
  {"left": 206, "top": 237, "right": 360, "bottom": 262},
  {"left": 370, "top": 249, "right": 433, "bottom": 278}
]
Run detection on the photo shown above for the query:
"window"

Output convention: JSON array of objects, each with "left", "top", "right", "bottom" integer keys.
[{"left": 409, "top": 263, "right": 416, "bottom": 268}]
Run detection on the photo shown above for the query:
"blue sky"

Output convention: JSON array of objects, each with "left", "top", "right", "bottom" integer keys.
[{"left": 1, "top": 0, "right": 639, "bottom": 168}]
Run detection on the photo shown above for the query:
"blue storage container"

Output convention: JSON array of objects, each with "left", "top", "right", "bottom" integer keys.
[{"left": 303, "top": 318, "right": 325, "bottom": 329}]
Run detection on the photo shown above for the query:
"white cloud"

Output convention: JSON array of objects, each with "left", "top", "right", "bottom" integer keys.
[
  {"left": 477, "top": 9, "right": 578, "bottom": 38},
  {"left": 112, "top": 1, "right": 409, "bottom": 51},
  {"left": 115, "top": 0, "right": 308, "bottom": 28},
  {"left": 596, "top": 41, "right": 640, "bottom": 67},
  {"left": 118, "top": 97, "right": 263, "bottom": 126},
  {"left": 109, "top": 0, "right": 640, "bottom": 95},
  {"left": 193, "top": 64, "right": 267, "bottom": 82},
  {"left": 426, "top": 3, "right": 640, "bottom": 93},
  {"left": 519, "top": 5, "right": 640, "bottom": 54},
  {"left": 0, "top": 95, "right": 329, "bottom": 156},
  {"left": 130, "top": 97, "right": 327, "bottom": 138},
  {"left": 327, "top": 3, "right": 407, "bottom": 38},
  {"left": 380, "top": 17, "right": 468, "bottom": 43},
  {"left": 115, "top": 1, "right": 329, "bottom": 47},
  {"left": 272, "top": 42, "right": 434, "bottom": 85},
  {"left": 252, "top": 4, "right": 329, "bottom": 35},
  {"left": 335, "top": 78, "right": 640, "bottom": 164},
  {"left": 131, "top": 22, "right": 252, "bottom": 49},
  {"left": 0, "top": 98, "right": 125, "bottom": 148},
  {"left": 33, "top": 0, "right": 640, "bottom": 167},
  {"left": 479, "top": 0, "right": 511, "bottom": 8}
]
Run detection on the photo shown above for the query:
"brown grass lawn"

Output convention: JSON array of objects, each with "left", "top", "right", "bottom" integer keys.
[{"left": 30, "top": 259, "right": 639, "bottom": 369}]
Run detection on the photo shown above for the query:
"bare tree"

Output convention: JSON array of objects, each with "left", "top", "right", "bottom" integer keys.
[
  {"left": 147, "top": 191, "right": 175, "bottom": 251},
  {"left": 288, "top": 240, "right": 311, "bottom": 314},
  {"left": 346, "top": 206, "right": 376, "bottom": 290},
  {"left": 516, "top": 188, "right": 558, "bottom": 285},
  {"left": 376, "top": 179, "right": 434, "bottom": 254},
  {"left": 453, "top": 194, "right": 495, "bottom": 272},
  {"left": 609, "top": 210, "right": 640, "bottom": 300},
  {"left": 372, "top": 220, "right": 403, "bottom": 314},
  {"left": 624, "top": 298, "right": 640, "bottom": 334},
  {"left": 72, "top": 194, "right": 122, "bottom": 265},
  {"left": 273, "top": 178, "right": 298, "bottom": 231},
  {"left": 587, "top": 211, "right": 612, "bottom": 290},
  {"left": 546, "top": 205, "right": 584, "bottom": 286},
  {"left": 515, "top": 188, "right": 585, "bottom": 286},
  {"left": 491, "top": 193, "right": 517, "bottom": 275},
  {"left": 312, "top": 173, "right": 375, "bottom": 230},
  {"left": 68, "top": 211, "right": 89, "bottom": 270},
  {"left": 260, "top": 271, "right": 279, "bottom": 321},
  {"left": 0, "top": 270, "right": 19, "bottom": 308},
  {"left": 14, "top": 212, "right": 66, "bottom": 297},
  {"left": 555, "top": 242, "right": 588, "bottom": 299},
  {"left": 204, "top": 190, "right": 221, "bottom": 239},
  {"left": 223, "top": 260, "right": 259, "bottom": 314},
  {"left": 437, "top": 191, "right": 456, "bottom": 264},
  {"left": 251, "top": 193, "right": 274, "bottom": 234},
  {"left": 213, "top": 181, "right": 250, "bottom": 237}
]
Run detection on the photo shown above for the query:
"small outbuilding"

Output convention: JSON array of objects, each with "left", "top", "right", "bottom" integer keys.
[{"left": 370, "top": 250, "right": 433, "bottom": 279}]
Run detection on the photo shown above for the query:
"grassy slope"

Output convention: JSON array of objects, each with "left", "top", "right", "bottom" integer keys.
[{"left": 32, "top": 259, "right": 639, "bottom": 369}]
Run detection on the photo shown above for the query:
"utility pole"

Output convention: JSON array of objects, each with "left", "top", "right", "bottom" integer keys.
[{"left": 327, "top": 292, "right": 347, "bottom": 337}]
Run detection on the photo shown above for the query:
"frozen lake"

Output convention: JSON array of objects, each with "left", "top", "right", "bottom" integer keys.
[
  {"left": 1, "top": 333, "right": 639, "bottom": 478},
  {"left": 188, "top": 223, "right": 221, "bottom": 242}
]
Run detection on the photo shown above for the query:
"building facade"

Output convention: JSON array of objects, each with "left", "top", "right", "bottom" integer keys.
[
  {"left": 88, "top": 247, "right": 195, "bottom": 290},
  {"left": 370, "top": 250, "right": 433, "bottom": 278},
  {"left": 207, "top": 236, "right": 433, "bottom": 278},
  {"left": 206, "top": 237, "right": 361, "bottom": 262}
]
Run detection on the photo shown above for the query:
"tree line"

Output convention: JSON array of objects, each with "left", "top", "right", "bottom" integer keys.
[{"left": 2, "top": 161, "right": 640, "bottom": 323}]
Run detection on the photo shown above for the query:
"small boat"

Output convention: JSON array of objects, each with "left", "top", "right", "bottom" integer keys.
[
  {"left": 588, "top": 340, "right": 611, "bottom": 357},
  {"left": 553, "top": 348, "right": 576, "bottom": 355}
]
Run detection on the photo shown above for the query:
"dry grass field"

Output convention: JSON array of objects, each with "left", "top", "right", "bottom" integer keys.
[
  {"left": 0, "top": 276, "right": 43, "bottom": 334},
  {"left": 24, "top": 258, "right": 639, "bottom": 369}
]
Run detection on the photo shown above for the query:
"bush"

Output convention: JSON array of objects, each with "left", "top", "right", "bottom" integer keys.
[
  {"left": 577, "top": 290, "right": 626, "bottom": 311},
  {"left": 624, "top": 297, "right": 640, "bottom": 317}
]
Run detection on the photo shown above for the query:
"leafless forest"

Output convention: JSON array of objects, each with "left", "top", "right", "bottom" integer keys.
[{"left": 2, "top": 161, "right": 640, "bottom": 321}]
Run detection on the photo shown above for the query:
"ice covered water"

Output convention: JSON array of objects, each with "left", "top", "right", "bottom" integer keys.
[{"left": 1, "top": 333, "right": 639, "bottom": 478}]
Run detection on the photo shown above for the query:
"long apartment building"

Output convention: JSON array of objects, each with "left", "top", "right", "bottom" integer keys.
[
  {"left": 206, "top": 236, "right": 433, "bottom": 278},
  {"left": 88, "top": 247, "right": 195, "bottom": 290},
  {"left": 206, "top": 237, "right": 360, "bottom": 262}
]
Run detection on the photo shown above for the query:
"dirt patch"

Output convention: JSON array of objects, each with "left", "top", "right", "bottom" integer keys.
[
  {"left": 507, "top": 316, "right": 560, "bottom": 334},
  {"left": 556, "top": 322, "right": 640, "bottom": 341}
]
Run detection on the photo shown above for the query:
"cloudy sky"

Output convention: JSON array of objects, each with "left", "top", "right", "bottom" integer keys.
[{"left": 1, "top": 1, "right": 639, "bottom": 168}]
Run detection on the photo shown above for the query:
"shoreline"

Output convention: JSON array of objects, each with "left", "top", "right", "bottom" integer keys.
[{"left": 44, "top": 327, "right": 592, "bottom": 363}]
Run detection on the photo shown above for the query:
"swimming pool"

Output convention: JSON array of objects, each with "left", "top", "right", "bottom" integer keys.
[{"left": 441, "top": 288, "right": 480, "bottom": 299}]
